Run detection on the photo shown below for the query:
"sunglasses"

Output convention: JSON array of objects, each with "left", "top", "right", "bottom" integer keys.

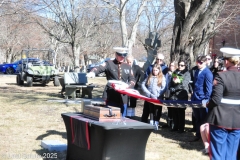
[
  {"left": 116, "top": 52, "right": 127, "bottom": 57},
  {"left": 197, "top": 60, "right": 204, "bottom": 65},
  {"left": 207, "top": 58, "right": 211, "bottom": 60},
  {"left": 156, "top": 58, "right": 163, "bottom": 61},
  {"left": 179, "top": 64, "right": 185, "bottom": 67}
]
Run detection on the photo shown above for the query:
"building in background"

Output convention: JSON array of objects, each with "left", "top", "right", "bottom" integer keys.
[{"left": 209, "top": 0, "right": 240, "bottom": 58}]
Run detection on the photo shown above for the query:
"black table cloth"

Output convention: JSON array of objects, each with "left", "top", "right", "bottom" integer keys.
[{"left": 61, "top": 113, "right": 154, "bottom": 160}]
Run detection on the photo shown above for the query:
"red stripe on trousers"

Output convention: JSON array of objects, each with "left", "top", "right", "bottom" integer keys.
[{"left": 85, "top": 122, "right": 90, "bottom": 150}]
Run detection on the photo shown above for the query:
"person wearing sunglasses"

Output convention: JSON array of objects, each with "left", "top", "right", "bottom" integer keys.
[
  {"left": 206, "top": 55, "right": 213, "bottom": 68},
  {"left": 164, "top": 61, "right": 177, "bottom": 128},
  {"left": 141, "top": 53, "right": 168, "bottom": 125},
  {"left": 168, "top": 59, "right": 191, "bottom": 133},
  {"left": 86, "top": 47, "right": 135, "bottom": 117},
  {"left": 204, "top": 48, "right": 240, "bottom": 160},
  {"left": 190, "top": 55, "right": 213, "bottom": 142}
]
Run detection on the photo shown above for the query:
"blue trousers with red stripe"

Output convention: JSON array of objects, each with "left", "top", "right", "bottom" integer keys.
[{"left": 210, "top": 125, "right": 240, "bottom": 160}]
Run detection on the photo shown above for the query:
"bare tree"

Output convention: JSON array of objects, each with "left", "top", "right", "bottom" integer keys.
[
  {"left": 101, "top": 0, "right": 149, "bottom": 54},
  {"left": 139, "top": 0, "right": 174, "bottom": 69},
  {"left": 0, "top": 5, "right": 49, "bottom": 63},
  {"left": 170, "top": 0, "right": 230, "bottom": 67}
]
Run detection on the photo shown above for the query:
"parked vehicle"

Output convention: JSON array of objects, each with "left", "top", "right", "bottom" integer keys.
[
  {"left": 87, "top": 58, "right": 113, "bottom": 76},
  {"left": 16, "top": 49, "right": 60, "bottom": 87},
  {"left": 0, "top": 60, "right": 21, "bottom": 74}
]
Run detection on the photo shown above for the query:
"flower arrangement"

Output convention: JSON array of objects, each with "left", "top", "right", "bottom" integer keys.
[{"left": 172, "top": 73, "right": 183, "bottom": 83}]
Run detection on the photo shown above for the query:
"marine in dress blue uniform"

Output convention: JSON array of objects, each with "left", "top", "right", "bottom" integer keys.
[
  {"left": 205, "top": 48, "right": 240, "bottom": 160},
  {"left": 86, "top": 47, "right": 135, "bottom": 117}
]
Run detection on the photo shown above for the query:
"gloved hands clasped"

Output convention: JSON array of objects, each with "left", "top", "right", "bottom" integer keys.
[{"left": 86, "top": 72, "right": 95, "bottom": 78}]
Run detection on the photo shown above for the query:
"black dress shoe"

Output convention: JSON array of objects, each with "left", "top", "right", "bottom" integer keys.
[{"left": 188, "top": 137, "right": 200, "bottom": 142}]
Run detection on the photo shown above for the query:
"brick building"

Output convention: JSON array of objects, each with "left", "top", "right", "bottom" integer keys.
[{"left": 209, "top": 0, "right": 240, "bottom": 58}]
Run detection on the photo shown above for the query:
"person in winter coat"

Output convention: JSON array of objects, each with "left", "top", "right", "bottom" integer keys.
[
  {"left": 141, "top": 53, "right": 168, "bottom": 124},
  {"left": 210, "top": 56, "right": 225, "bottom": 78},
  {"left": 142, "top": 64, "right": 166, "bottom": 130},
  {"left": 164, "top": 61, "right": 177, "bottom": 128},
  {"left": 169, "top": 59, "right": 191, "bottom": 133}
]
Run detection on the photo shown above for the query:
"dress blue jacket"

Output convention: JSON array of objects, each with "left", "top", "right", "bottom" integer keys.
[{"left": 191, "top": 67, "right": 213, "bottom": 101}]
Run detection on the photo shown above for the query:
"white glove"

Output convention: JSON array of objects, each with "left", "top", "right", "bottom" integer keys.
[
  {"left": 86, "top": 72, "right": 95, "bottom": 78},
  {"left": 202, "top": 99, "right": 208, "bottom": 108},
  {"left": 108, "top": 80, "right": 128, "bottom": 90}
]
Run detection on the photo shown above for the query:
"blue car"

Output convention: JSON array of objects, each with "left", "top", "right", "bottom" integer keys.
[
  {"left": 0, "top": 58, "right": 40, "bottom": 74},
  {"left": 0, "top": 60, "right": 21, "bottom": 74}
]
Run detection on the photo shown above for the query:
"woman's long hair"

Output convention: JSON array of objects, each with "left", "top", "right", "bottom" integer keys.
[
  {"left": 215, "top": 56, "right": 224, "bottom": 70},
  {"left": 146, "top": 64, "right": 163, "bottom": 87}
]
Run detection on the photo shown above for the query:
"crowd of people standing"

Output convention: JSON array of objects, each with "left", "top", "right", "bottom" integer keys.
[{"left": 87, "top": 47, "right": 240, "bottom": 160}]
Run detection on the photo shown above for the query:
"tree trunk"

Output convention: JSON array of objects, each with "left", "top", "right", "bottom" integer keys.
[
  {"left": 5, "top": 47, "right": 13, "bottom": 63},
  {"left": 120, "top": 0, "right": 128, "bottom": 47},
  {"left": 171, "top": 0, "right": 226, "bottom": 68}
]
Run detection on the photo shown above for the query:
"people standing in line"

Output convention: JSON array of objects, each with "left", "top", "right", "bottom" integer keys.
[
  {"left": 141, "top": 53, "right": 168, "bottom": 124},
  {"left": 126, "top": 55, "right": 144, "bottom": 117},
  {"left": 168, "top": 59, "right": 191, "bottom": 133},
  {"left": 204, "top": 48, "right": 240, "bottom": 160},
  {"left": 190, "top": 55, "right": 213, "bottom": 142},
  {"left": 86, "top": 47, "right": 135, "bottom": 117},
  {"left": 141, "top": 64, "right": 166, "bottom": 130},
  {"left": 164, "top": 61, "right": 177, "bottom": 128}
]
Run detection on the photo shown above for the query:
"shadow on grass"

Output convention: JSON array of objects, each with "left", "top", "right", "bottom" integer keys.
[
  {"left": 36, "top": 130, "right": 67, "bottom": 140},
  {"left": 0, "top": 83, "right": 105, "bottom": 103},
  {"left": 130, "top": 114, "right": 204, "bottom": 153}
]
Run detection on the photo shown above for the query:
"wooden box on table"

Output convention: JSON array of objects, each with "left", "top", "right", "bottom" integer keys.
[{"left": 83, "top": 105, "right": 121, "bottom": 121}]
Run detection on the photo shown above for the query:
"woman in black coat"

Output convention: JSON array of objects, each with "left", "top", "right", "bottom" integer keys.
[
  {"left": 169, "top": 59, "right": 191, "bottom": 133},
  {"left": 210, "top": 56, "right": 224, "bottom": 78}
]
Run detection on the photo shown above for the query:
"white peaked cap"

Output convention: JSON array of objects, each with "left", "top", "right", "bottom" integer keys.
[
  {"left": 220, "top": 48, "right": 240, "bottom": 57},
  {"left": 113, "top": 47, "right": 129, "bottom": 53}
]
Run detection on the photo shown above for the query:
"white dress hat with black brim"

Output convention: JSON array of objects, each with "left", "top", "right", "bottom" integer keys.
[
  {"left": 113, "top": 47, "right": 128, "bottom": 57},
  {"left": 220, "top": 48, "right": 240, "bottom": 57}
]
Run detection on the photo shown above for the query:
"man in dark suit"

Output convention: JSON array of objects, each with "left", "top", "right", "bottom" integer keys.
[
  {"left": 126, "top": 55, "right": 144, "bottom": 117},
  {"left": 190, "top": 55, "right": 213, "bottom": 141}
]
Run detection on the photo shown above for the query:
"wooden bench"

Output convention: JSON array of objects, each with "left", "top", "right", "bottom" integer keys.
[{"left": 63, "top": 72, "right": 95, "bottom": 99}]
